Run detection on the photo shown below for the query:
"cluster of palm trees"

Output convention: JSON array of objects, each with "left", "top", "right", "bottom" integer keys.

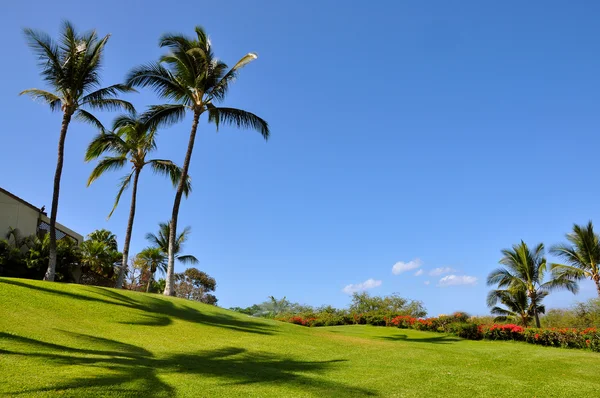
[
  {"left": 487, "top": 221, "right": 600, "bottom": 327},
  {"left": 21, "top": 21, "right": 269, "bottom": 294}
]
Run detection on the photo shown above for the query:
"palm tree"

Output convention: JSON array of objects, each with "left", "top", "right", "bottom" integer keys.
[
  {"left": 550, "top": 221, "right": 600, "bottom": 297},
  {"left": 86, "top": 229, "right": 118, "bottom": 251},
  {"left": 145, "top": 222, "right": 198, "bottom": 267},
  {"left": 136, "top": 247, "right": 167, "bottom": 292},
  {"left": 4, "top": 227, "right": 32, "bottom": 250},
  {"left": 21, "top": 21, "right": 134, "bottom": 281},
  {"left": 126, "top": 26, "right": 269, "bottom": 295},
  {"left": 487, "top": 241, "right": 578, "bottom": 328},
  {"left": 85, "top": 112, "right": 190, "bottom": 288},
  {"left": 487, "top": 288, "right": 547, "bottom": 327}
]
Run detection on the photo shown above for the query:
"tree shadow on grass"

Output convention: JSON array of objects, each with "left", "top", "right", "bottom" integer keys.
[
  {"left": 377, "top": 334, "right": 462, "bottom": 344},
  {"left": 0, "top": 331, "right": 377, "bottom": 397},
  {"left": 1, "top": 279, "right": 276, "bottom": 335}
]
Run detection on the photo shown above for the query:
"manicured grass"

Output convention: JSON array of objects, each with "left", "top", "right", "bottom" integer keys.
[{"left": 1, "top": 278, "right": 599, "bottom": 397}]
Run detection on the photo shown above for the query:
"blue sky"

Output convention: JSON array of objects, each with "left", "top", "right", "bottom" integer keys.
[{"left": 2, "top": 1, "right": 600, "bottom": 315}]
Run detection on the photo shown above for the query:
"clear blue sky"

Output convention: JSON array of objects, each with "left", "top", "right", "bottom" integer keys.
[{"left": 2, "top": 1, "right": 600, "bottom": 315}]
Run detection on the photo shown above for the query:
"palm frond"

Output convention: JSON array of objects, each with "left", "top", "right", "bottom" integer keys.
[
  {"left": 81, "top": 84, "right": 137, "bottom": 104},
  {"left": 125, "top": 63, "right": 191, "bottom": 103},
  {"left": 19, "top": 89, "right": 62, "bottom": 111},
  {"left": 22, "top": 28, "right": 63, "bottom": 87},
  {"left": 85, "top": 132, "right": 128, "bottom": 161},
  {"left": 87, "top": 156, "right": 128, "bottom": 186},
  {"left": 84, "top": 98, "right": 134, "bottom": 112},
  {"left": 75, "top": 109, "right": 106, "bottom": 132},
  {"left": 176, "top": 254, "right": 199, "bottom": 265},
  {"left": 147, "top": 159, "right": 192, "bottom": 196},
  {"left": 208, "top": 53, "right": 258, "bottom": 102},
  {"left": 207, "top": 106, "right": 269, "bottom": 139},
  {"left": 107, "top": 172, "right": 133, "bottom": 219},
  {"left": 141, "top": 104, "right": 187, "bottom": 130}
]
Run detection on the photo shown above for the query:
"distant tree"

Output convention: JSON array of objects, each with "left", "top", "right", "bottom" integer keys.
[
  {"left": 349, "top": 292, "right": 427, "bottom": 318},
  {"left": 145, "top": 222, "right": 198, "bottom": 266},
  {"left": 86, "top": 113, "right": 190, "bottom": 288},
  {"left": 21, "top": 21, "right": 133, "bottom": 281},
  {"left": 173, "top": 267, "right": 217, "bottom": 304},
  {"left": 551, "top": 221, "right": 600, "bottom": 297},
  {"left": 487, "top": 287, "right": 546, "bottom": 326},
  {"left": 488, "top": 241, "right": 577, "bottom": 328},
  {"left": 136, "top": 247, "right": 167, "bottom": 293},
  {"left": 87, "top": 229, "right": 118, "bottom": 251},
  {"left": 126, "top": 26, "right": 269, "bottom": 296}
]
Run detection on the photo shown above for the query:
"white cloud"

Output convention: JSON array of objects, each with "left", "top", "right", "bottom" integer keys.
[
  {"left": 392, "top": 258, "right": 422, "bottom": 275},
  {"left": 438, "top": 275, "right": 478, "bottom": 287},
  {"left": 342, "top": 278, "right": 382, "bottom": 294},
  {"left": 429, "top": 267, "right": 456, "bottom": 276},
  {"left": 414, "top": 269, "right": 424, "bottom": 276},
  {"left": 424, "top": 280, "right": 430, "bottom": 285}
]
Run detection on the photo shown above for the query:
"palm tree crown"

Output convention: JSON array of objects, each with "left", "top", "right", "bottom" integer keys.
[
  {"left": 21, "top": 21, "right": 134, "bottom": 130},
  {"left": 487, "top": 287, "right": 547, "bottom": 327},
  {"left": 85, "top": 111, "right": 191, "bottom": 217},
  {"left": 551, "top": 221, "right": 600, "bottom": 297},
  {"left": 145, "top": 222, "right": 198, "bottom": 266},
  {"left": 126, "top": 26, "right": 269, "bottom": 138},
  {"left": 487, "top": 241, "right": 578, "bottom": 327}
]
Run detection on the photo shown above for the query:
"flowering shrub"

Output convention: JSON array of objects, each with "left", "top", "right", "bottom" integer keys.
[{"left": 480, "top": 324, "right": 525, "bottom": 341}]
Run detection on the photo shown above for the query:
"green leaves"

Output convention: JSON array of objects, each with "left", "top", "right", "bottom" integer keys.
[
  {"left": 87, "top": 156, "right": 128, "bottom": 186},
  {"left": 19, "top": 89, "right": 61, "bottom": 111},
  {"left": 148, "top": 160, "right": 192, "bottom": 197}
]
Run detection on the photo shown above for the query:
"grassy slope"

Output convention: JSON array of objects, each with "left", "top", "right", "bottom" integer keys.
[{"left": 1, "top": 278, "right": 599, "bottom": 397}]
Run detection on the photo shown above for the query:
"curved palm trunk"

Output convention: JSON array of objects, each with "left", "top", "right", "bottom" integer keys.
[
  {"left": 164, "top": 110, "right": 200, "bottom": 296},
  {"left": 593, "top": 274, "right": 600, "bottom": 297},
  {"left": 115, "top": 169, "right": 141, "bottom": 288},
  {"left": 44, "top": 111, "right": 72, "bottom": 281}
]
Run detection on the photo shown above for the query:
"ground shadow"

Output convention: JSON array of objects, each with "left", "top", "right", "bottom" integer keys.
[
  {"left": 1, "top": 279, "right": 276, "bottom": 335},
  {"left": 0, "top": 331, "right": 377, "bottom": 397},
  {"left": 377, "top": 333, "right": 461, "bottom": 344}
]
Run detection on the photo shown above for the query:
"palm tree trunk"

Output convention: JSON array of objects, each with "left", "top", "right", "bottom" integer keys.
[
  {"left": 164, "top": 110, "right": 201, "bottom": 296},
  {"left": 594, "top": 275, "right": 600, "bottom": 297},
  {"left": 115, "top": 169, "right": 141, "bottom": 288},
  {"left": 146, "top": 272, "right": 153, "bottom": 293},
  {"left": 44, "top": 111, "right": 72, "bottom": 282},
  {"left": 163, "top": 111, "right": 200, "bottom": 296},
  {"left": 532, "top": 297, "right": 541, "bottom": 328}
]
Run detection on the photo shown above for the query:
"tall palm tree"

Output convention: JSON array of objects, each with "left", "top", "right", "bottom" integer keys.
[
  {"left": 145, "top": 222, "right": 198, "bottom": 266},
  {"left": 21, "top": 21, "right": 133, "bottom": 281},
  {"left": 137, "top": 247, "right": 167, "bottom": 292},
  {"left": 487, "top": 241, "right": 578, "bottom": 328},
  {"left": 85, "top": 112, "right": 190, "bottom": 288},
  {"left": 126, "top": 26, "right": 269, "bottom": 295},
  {"left": 550, "top": 221, "right": 600, "bottom": 297},
  {"left": 487, "top": 287, "right": 547, "bottom": 327}
]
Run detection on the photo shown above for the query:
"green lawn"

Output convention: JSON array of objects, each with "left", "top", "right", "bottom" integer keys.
[{"left": 1, "top": 278, "right": 599, "bottom": 397}]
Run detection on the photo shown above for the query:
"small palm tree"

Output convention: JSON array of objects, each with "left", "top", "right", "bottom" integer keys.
[
  {"left": 487, "top": 241, "right": 578, "bottom": 328},
  {"left": 487, "top": 288, "right": 547, "bottom": 327},
  {"left": 86, "top": 112, "right": 190, "bottom": 288},
  {"left": 145, "top": 222, "right": 198, "bottom": 266},
  {"left": 4, "top": 227, "right": 32, "bottom": 250},
  {"left": 137, "top": 247, "right": 167, "bottom": 293},
  {"left": 86, "top": 229, "right": 118, "bottom": 251},
  {"left": 551, "top": 221, "right": 600, "bottom": 297},
  {"left": 21, "top": 21, "right": 134, "bottom": 281},
  {"left": 126, "top": 26, "right": 269, "bottom": 295}
]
